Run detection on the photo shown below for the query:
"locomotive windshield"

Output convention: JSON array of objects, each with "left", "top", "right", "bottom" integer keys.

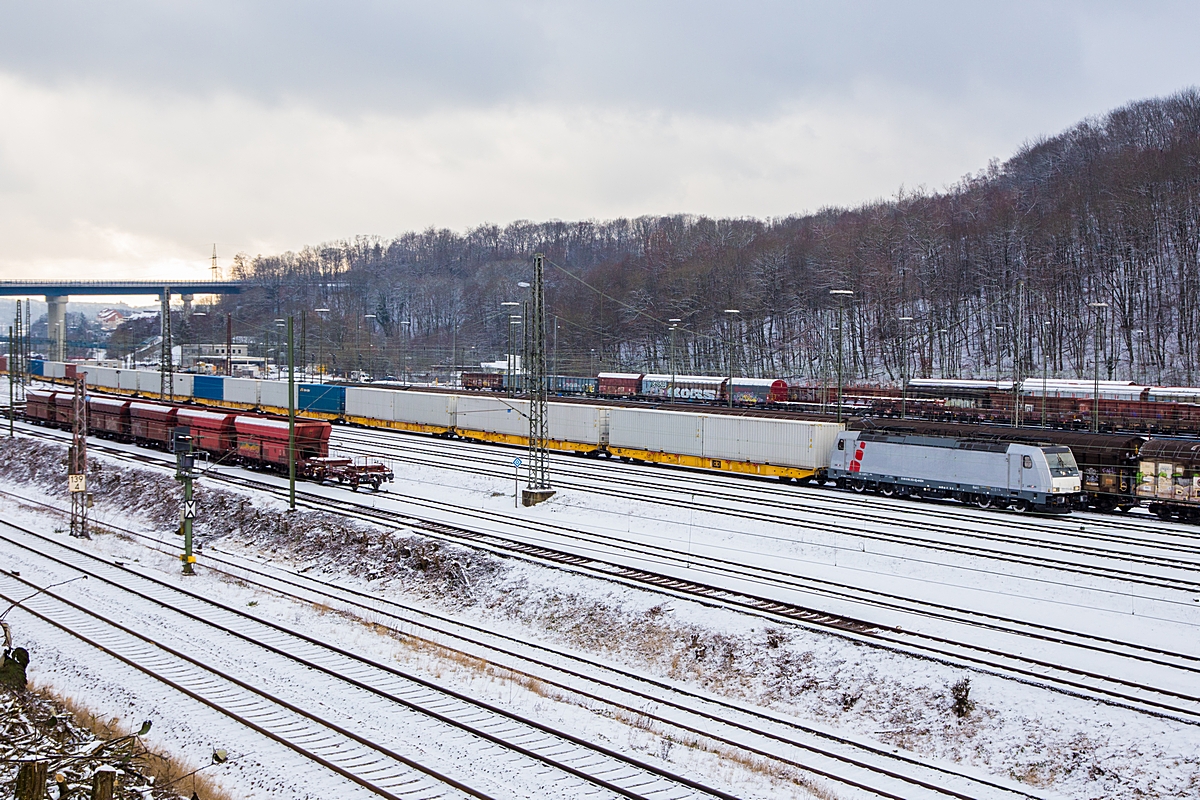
[{"left": 1042, "top": 447, "right": 1080, "bottom": 477}]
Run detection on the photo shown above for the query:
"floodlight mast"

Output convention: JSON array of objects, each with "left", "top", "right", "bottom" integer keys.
[{"left": 830, "top": 290, "right": 854, "bottom": 422}]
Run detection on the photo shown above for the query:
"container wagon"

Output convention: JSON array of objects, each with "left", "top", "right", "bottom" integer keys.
[{"left": 1137, "top": 439, "right": 1200, "bottom": 521}]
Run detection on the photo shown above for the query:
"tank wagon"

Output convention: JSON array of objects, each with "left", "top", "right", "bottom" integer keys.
[{"left": 828, "top": 430, "right": 1081, "bottom": 512}]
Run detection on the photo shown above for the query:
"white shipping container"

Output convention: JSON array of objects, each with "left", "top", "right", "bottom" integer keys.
[
  {"left": 172, "top": 373, "right": 194, "bottom": 399},
  {"left": 608, "top": 408, "right": 704, "bottom": 457},
  {"left": 346, "top": 386, "right": 393, "bottom": 420},
  {"left": 392, "top": 391, "right": 457, "bottom": 427},
  {"left": 117, "top": 370, "right": 139, "bottom": 391},
  {"left": 456, "top": 395, "right": 529, "bottom": 437},
  {"left": 258, "top": 379, "right": 292, "bottom": 409},
  {"left": 702, "top": 416, "right": 841, "bottom": 470},
  {"left": 224, "top": 378, "right": 260, "bottom": 405},
  {"left": 547, "top": 403, "right": 607, "bottom": 446},
  {"left": 44, "top": 361, "right": 67, "bottom": 379},
  {"left": 89, "top": 367, "right": 119, "bottom": 388},
  {"left": 143, "top": 370, "right": 166, "bottom": 393}
]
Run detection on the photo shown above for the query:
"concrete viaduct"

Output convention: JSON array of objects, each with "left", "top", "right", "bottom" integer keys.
[{"left": 0, "top": 280, "right": 243, "bottom": 358}]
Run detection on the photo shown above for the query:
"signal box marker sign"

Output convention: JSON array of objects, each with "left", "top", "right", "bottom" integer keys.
[{"left": 182, "top": 500, "right": 197, "bottom": 520}]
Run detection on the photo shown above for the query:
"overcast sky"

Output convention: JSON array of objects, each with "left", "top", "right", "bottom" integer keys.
[{"left": 2, "top": 1, "right": 1199, "bottom": 284}]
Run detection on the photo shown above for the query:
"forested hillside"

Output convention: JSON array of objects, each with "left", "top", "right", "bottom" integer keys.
[{"left": 221, "top": 89, "right": 1200, "bottom": 386}]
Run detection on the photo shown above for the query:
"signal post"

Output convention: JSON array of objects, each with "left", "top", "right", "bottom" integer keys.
[{"left": 174, "top": 427, "right": 196, "bottom": 575}]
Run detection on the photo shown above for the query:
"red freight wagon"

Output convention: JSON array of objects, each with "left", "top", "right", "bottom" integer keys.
[
  {"left": 64, "top": 363, "right": 78, "bottom": 380},
  {"left": 176, "top": 408, "right": 238, "bottom": 455},
  {"left": 52, "top": 393, "right": 76, "bottom": 427},
  {"left": 462, "top": 372, "right": 503, "bottom": 391},
  {"left": 729, "top": 378, "right": 788, "bottom": 405},
  {"left": 88, "top": 396, "right": 131, "bottom": 439},
  {"left": 234, "top": 416, "right": 332, "bottom": 469},
  {"left": 130, "top": 402, "right": 179, "bottom": 449},
  {"left": 24, "top": 390, "right": 56, "bottom": 425},
  {"left": 598, "top": 372, "right": 643, "bottom": 398}
]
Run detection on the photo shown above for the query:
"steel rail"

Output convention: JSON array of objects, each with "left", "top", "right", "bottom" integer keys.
[
  {"left": 11, "top": 423, "right": 1200, "bottom": 727},
  {"left": 0, "top": 522, "right": 740, "bottom": 800},
  {"left": 0, "top": 490, "right": 1045, "bottom": 800}
]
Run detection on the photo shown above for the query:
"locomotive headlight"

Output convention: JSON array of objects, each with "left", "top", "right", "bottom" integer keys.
[{"left": 1052, "top": 487, "right": 1059, "bottom": 492}]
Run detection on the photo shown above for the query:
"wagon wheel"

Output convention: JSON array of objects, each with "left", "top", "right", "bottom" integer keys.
[
  {"left": 1012, "top": 498, "right": 1032, "bottom": 514},
  {"left": 880, "top": 484, "right": 896, "bottom": 498},
  {"left": 850, "top": 480, "right": 866, "bottom": 494},
  {"left": 975, "top": 495, "right": 993, "bottom": 509}
]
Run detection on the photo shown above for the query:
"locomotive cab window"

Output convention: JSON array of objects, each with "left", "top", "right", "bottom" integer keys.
[
  {"left": 837, "top": 439, "right": 845, "bottom": 451},
  {"left": 1022, "top": 455, "right": 1033, "bottom": 469},
  {"left": 1042, "top": 447, "right": 1080, "bottom": 477}
]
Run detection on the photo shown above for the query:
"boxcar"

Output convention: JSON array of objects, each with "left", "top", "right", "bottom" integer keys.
[
  {"left": 729, "top": 378, "right": 788, "bottom": 405},
  {"left": 24, "top": 390, "right": 56, "bottom": 425},
  {"left": 88, "top": 396, "right": 132, "bottom": 440},
  {"left": 462, "top": 372, "right": 503, "bottom": 391},
  {"left": 177, "top": 408, "right": 238, "bottom": 455},
  {"left": 598, "top": 372, "right": 643, "bottom": 398},
  {"left": 640, "top": 374, "right": 724, "bottom": 402},
  {"left": 550, "top": 375, "right": 597, "bottom": 395},
  {"left": 129, "top": 402, "right": 179, "bottom": 449},
  {"left": 1137, "top": 438, "right": 1200, "bottom": 520},
  {"left": 233, "top": 416, "right": 332, "bottom": 469}
]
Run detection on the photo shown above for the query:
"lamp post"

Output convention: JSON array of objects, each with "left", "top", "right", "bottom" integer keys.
[
  {"left": 399, "top": 320, "right": 411, "bottom": 384},
  {"left": 668, "top": 318, "right": 682, "bottom": 401},
  {"left": 1131, "top": 329, "right": 1144, "bottom": 383},
  {"left": 1089, "top": 301, "right": 1108, "bottom": 432},
  {"left": 314, "top": 308, "right": 329, "bottom": 382},
  {"left": 363, "top": 314, "right": 377, "bottom": 381},
  {"left": 723, "top": 309, "right": 739, "bottom": 408},
  {"left": 993, "top": 324, "right": 1005, "bottom": 386},
  {"left": 501, "top": 301, "right": 520, "bottom": 395},
  {"left": 1041, "top": 320, "right": 1049, "bottom": 428},
  {"left": 509, "top": 314, "right": 523, "bottom": 395},
  {"left": 830, "top": 290, "right": 854, "bottom": 423},
  {"left": 898, "top": 316, "right": 913, "bottom": 418},
  {"left": 938, "top": 328, "right": 948, "bottom": 379}
]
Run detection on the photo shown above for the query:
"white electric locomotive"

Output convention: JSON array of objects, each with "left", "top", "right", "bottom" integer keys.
[{"left": 828, "top": 431, "right": 1082, "bottom": 513}]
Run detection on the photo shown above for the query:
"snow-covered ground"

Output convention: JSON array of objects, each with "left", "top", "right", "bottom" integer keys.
[{"left": 1, "top": 422, "right": 1199, "bottom": 798}]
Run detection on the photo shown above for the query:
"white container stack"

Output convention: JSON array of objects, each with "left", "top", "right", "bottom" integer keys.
[
  {"left": 392, "top": 391, "right": 458, "bottom": 428},
  {"left": 224, "top": 378, "right": 260, "bottom": 406},
  {"left": 345, "top": 386, "right": 394, "bottom": 420},
  {"left": 547, "top": 403, "right": 608, "bottom": 446},
  {"left": 456, "top": 395, "right": 529, "bottom": 437}
]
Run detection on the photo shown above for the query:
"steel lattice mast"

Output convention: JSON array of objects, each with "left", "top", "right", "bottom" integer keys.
[
  {"left": 523, "top": 253, "right": 554, "bottom": 505},
  {"left": 160, "top": 287, "right": 174, "bottom": 402},
  {"left": 69, "top": 376, "right": 89, "bottom": 539}
]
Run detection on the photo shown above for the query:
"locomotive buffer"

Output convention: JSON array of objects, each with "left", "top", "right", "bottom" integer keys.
[{"left": 174, "top": 427, "right": 197, "bottom": 576}]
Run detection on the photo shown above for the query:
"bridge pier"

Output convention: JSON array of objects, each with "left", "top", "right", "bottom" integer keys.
[{"left": 46, "top": 295, "right": 67, "bottom": 361}]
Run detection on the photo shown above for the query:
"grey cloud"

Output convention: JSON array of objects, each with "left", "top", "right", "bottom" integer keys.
[{"left": 1, "top": 0, "right": 1184, "bottom": 118}]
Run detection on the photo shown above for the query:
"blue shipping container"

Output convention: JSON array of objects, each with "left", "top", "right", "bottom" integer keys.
[
  {"left": 298, "top": 384, "right": 345, "bottom": 415},
  {"left": 29, "top": 359, "right": 44, "bottom": 376},
  {"left": 193, "top": 375, "right": 224, "bottom": 401}
]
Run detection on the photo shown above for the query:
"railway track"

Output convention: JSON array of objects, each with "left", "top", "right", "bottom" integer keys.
[
  {"left": 0, "top": 519, "right": 749, "bottom": 800},
  {"left": 328, "top": 427, "right": 1200, "bottom": 585},
  {"left": 0, "top": 498, "right": 1046, "bottom": 800},
  {"left": 10, "top": 422, "right": 1200, "bottom": 729}
]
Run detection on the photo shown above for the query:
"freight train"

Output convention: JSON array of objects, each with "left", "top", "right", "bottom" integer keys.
[
  {"left": 13, "top": 362, "right": 1099, "bottom": 516},
  {"left": 23, "top": 388, "right": 393, "bottom": 491}
]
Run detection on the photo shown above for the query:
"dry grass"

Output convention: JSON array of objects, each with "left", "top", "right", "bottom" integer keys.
[{"left": 33, "top": 685, "right": 237, "bottom": 800}]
